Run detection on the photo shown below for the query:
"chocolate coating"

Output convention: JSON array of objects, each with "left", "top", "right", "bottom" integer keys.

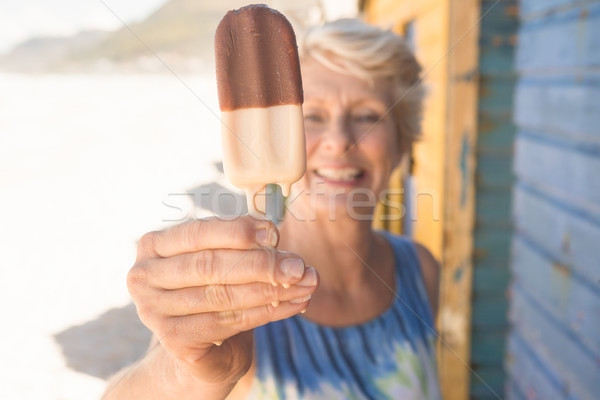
[{"left": 215, "top": 4, "right": 303, "bottom": 111}]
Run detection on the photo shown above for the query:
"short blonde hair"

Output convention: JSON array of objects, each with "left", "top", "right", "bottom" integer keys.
[{"left": 298, "top": 18, "right": 424, "bottom": 149}]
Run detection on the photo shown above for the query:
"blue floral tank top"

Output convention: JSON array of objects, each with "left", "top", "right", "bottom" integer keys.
[{"left": 248, "top": 233, "right": 441, "bottom": 399}]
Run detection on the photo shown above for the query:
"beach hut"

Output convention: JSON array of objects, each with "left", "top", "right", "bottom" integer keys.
[{"left": 362, "top": 0, "right": 600, "bottom": 399}]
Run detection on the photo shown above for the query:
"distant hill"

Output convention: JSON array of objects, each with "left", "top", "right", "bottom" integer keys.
[
  {"left": 69, "top": 0, "right": 246, "bottom": 71},
  {"left": 0, "top": 0, "right": 323, "bottom": 74},
  {"left": 0, "top": 30, "right": 110, "bottom": 73}
]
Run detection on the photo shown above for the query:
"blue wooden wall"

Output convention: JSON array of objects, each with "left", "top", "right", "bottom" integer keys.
[
  {"left": 507, "top": 1, "right": 600, "bottom": 399},
  {"left": 470, "top": 1, "right": 518, "bottom": 398}
]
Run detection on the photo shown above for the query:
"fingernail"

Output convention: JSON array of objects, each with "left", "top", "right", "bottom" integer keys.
[
  {"left": 280, "top": 258, "right": 304, "bottom": 280},
  {"left": 256, "top": 227, "right": 278, "bottom": 247},
  {"left": 297, "top": 267, "right": 318, "bottom": 287},
  {"left": 290, "top": 294, "right": 311, "bottom": 304}
]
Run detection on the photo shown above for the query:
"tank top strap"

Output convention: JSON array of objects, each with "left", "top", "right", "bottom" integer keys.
[{"left": 379, "top": 231, "right": 436, "bottom": 334}]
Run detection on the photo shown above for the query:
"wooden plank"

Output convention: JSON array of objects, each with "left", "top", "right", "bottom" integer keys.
[
  {"left": 473, "top": 228, "right": 512, "bottom": 262},
  {"left": 470, "top": 334, "right": 507, "bottom": 366},
  {"left": 514, "top": 134, "right": 600, "bottom": 223},
  {"left": 513, "top": 185, "right": 600, "bottom": 284},
  {"left": 363, "top": 0, "right": 443, "bottom": 27},
  {"left": 469, "top": 367, "right": 506, "bottom": 399},
  {"left": 474, "top": 188, "right": 513, "bottom": 225},
  {"left": 514, "top": 78, "right": 600, "bottom": 142},
  {"left": 519, "top": 0, "right": 576, "bottom": 18},
  {"left": 475, "top": 153, "right": 514, "bottom": 188},
  {"left": 472, "top": 267, "right": 511, "bottom": 295},
  {"left": 506, "top": 332, "right": 569, "bottom": 400},
  {"left": 471, "top": 297, "right": 509, "bottom": 329},
  {"left": 478, "top": 46, "right": 517, "bottom": 75},
  {"left": 478, "top": 76, "right": 515, "bottom": 113},
  {"left": 517, "top": 2, "right": 600, "bottom": 68},
  {"left": 409, "top": 0, "right": 449, "bottom": 263},
  {"left": 512, "top": 235, "right": 600, "bottom": 355},
  {"left": 476, "top": 116, "right": 516, "bottom": 150},
  {"left": 437, "top": 1, "right": 481, "bottom": 399},
  {"left": 510, "top": 283, "right": 600, "bottom": 399},
  {"left": 508, "top": 5, "right": 600, "bottom": 398}
]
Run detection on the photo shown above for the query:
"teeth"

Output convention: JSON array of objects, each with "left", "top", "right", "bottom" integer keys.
[{"left": 315, "top": 167, "right": 362, "bottom": 181}]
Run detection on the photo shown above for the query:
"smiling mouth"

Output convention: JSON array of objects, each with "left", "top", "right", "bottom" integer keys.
[{"left": 314, "top": 167, "right": 365, "bottom": 182}]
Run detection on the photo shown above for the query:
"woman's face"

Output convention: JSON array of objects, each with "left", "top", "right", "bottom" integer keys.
[{"left": 290, "top": 59, "right": 401, "bottom": 219}]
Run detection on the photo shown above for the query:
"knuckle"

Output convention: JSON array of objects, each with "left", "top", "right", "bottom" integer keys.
[
  {"left": 250, "top": 248, "right": 272, "bottom": 275},
  {"left": 216, "top": 309, "right": 245, "bottom": 327},
  {"left": 194, "top": 249, "right": 217, "bottom": 279},
  {"left": 235, "top": 216, "right": 257, "bottom": 242},
  {"left": 231, "top": 215, "right": 269, "bottom": 246},
  {"left": 135, "top": 302, "right": 154, "bottom": 322},
  {"left": 227, "top": 219, "right": 243, "bottom": 241},
  {"left": 137, "top": 231, "right": 159, "bottom": 258},
  {"left": 183, "top": 221, "right": 202, "bottom": 249},
  {"left": 265, "top": 303, "right": 278, "bottom": 318},
  {"left": 205, "top": 285, "right": 235, "bottom": 309},
  {"left": 264, "top": 284, "right": 279, "bottom": 304},
  {"left": 133, "top": 301, "right": 161, "bottom": 333},
  {"left": 156, "top": 316, "right": 183, "bottom": 345},
  {"left": 126, "top": 263, "right": 149, "bottom": 296},
  {"left": 161, "top": 289, "right": 193, "bottom": 316}
]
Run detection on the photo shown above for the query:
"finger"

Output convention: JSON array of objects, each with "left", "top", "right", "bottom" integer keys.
[
  {"left": 159, "top": 299, "right": 312, "bottom": 349},
  {"left": 139, "top": 249, "right": 309, "bottom": 290},
  {"left": 136, "top": 215, "right": 279, "bottom": 260},
  {"left": 152, "top": 269, "right": 318, "bottom": 315}
]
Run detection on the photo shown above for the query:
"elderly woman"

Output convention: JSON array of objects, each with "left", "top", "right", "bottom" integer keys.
[{"left": 105, "top": 18, "right": 441, "bottom": 400}]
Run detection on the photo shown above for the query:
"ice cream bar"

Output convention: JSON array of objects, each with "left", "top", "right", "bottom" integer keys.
[{"left": 215, "top": 4, "right": 306, "bottom": 219}]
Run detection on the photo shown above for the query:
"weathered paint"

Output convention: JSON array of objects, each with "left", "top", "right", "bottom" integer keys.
[
  {"left": 512, "top": 235, "right": 600, "bottom": 355},
  {"left": 507, "top": 1, "right": 600, "bottom": 399},
  {"left": 469, "top": 367, "right": 506, "bottom": 399},
  {"left": 473, "top": 229, "right": 513, "bottom": 265},
  {"left": 470, "top": 1, "right": 518, "bottom": 398},
  {"left": 509, "top": 283, "right": 600, "bottom": 399},
  {"left": 513, "top": 182, "right": 600, "bottom": 287}
]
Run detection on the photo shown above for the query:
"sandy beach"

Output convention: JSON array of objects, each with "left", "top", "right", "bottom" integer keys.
[{"left": 0, "top": 72, "right": 234, "bottom": 399}]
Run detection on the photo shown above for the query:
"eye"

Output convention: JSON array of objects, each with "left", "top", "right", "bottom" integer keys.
[
  {"left": 303, "top": 110, "right": 326, "bottom": 124},
  {"left": 353, "top": 112, "right": 381, "bottom": 124}
]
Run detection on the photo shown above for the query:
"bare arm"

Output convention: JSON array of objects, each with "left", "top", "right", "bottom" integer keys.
[{"left": 103, "top": 339, "right": 237, "bottom": 399}]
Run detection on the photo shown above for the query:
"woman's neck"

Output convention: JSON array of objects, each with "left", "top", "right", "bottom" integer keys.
[
  {"left": 278, "top": 211, "right": 396, "bottom": 326},
  {"left": 278, "top": 211, "right": 379, "bottom": 293}
]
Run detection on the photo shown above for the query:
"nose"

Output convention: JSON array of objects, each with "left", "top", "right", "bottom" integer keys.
[{"left": 322, "top": 115, "right": 353, "bottom": 154}]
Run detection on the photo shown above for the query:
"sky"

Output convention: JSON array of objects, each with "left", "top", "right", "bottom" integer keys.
[{"left": 0, "top": 0, "right": 166, "bottom": 53}]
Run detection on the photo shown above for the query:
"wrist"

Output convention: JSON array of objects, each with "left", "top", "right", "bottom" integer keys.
[{"left": 159, "top": 345, "right": 238, "bottom": 399}]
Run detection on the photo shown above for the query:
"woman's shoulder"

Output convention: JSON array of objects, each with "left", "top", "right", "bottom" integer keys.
[
  {"left": 411, "top": 241, "right": 440, "bottom": 318},
  {"left": 379, "top": 231, "right": 428, "bottom": 263},
  {"left": 382, "top": 232, "right": 440, "bottom": 318}
]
